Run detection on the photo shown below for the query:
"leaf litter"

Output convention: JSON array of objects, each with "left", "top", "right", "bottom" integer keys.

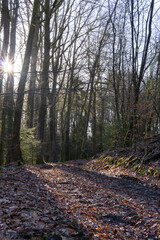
[{"left": 0, "top": 159, "right": 160, "bottom": 239}]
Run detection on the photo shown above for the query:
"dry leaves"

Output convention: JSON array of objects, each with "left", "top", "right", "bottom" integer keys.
[{"left": 0, "top": 160, "right": 160, "bottom": 239}]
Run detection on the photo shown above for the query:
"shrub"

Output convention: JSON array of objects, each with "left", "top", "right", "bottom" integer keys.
[
  {"left": 103, "top": 121, "right": 121, "bottom": 148},
  {"left": 20, "top": 128, "right": 41, "bottom": 164}
]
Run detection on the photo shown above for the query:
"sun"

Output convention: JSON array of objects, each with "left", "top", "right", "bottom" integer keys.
[{"left": 1, "top": 59, "right": 13, "bottom": 73}]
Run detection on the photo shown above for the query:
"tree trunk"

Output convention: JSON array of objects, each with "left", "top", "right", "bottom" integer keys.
[
  {"left": 6, "top": 0, "right": 19, "bottom": 163},
  {"left": 11, "top": 0, "right": 40, "bottom": 162},
  {"left": 0, "top": 0, "right": 10, "bottom": 93},
  {"left": 0, "top": 0, "right": 10, "bottom": 164},
  {"left": 27, "top": 22, "right": 39, "bottom": 128},
  {"left": 92, "top": 90, "right": 97, "bottom": 156},
  {"left": 49, "top": 70, "right": 58, "bottom": 162},
  {"left": 99, "top": 95, "right": 104, "bottom": 152},
  {"left": 38, "top": 0, "right": 50, "bottom": 162},
  {"left": 81, "top": 0, "right": 118, "bottom": 155},
  {"left": 126, "top": 0, "right": 154, "bottom": 145}
]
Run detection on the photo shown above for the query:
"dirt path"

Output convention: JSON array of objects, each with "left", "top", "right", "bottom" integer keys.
[{"left": 0, "top": 160, "right": 160, "bottom": 239}]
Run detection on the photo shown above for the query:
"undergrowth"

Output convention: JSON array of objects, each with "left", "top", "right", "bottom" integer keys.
[{"left": 99, "top": 153, "right": 159, "bottom": 178}]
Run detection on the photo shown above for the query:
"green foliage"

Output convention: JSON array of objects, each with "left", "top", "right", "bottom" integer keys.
[
  {"left": 147, "top": 168, "right": 159, "bottom": 177},
  {"left": 106, "top": 156, "right": 114, "bottom": 164},
  {"left": 99, "top": 154, "right": 105, "bottom": 160},
  {"left": 20, "top": 128, "right": 41, "bottom": 164},
  {"left": 103, "top": 121, "right": 120, "bottom": 148},
  {"left": 138, "top": 168, "right": 146, "bottom": 175},
  {"left": 116, "top": 157, "right": 125, "bottom": 167},
  {"left": 123, "top": 127, "right": 134, "bottom": 147},
  {"left": 133, "top": 165, "right": 159, "bottom": 177}
]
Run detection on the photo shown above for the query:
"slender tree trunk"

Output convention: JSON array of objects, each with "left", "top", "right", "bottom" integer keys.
[
  {"left": 27, "top": 22, "right": 39, "bottom": 128},
  {"left": 38, "top": 0, "right": 50, "bottom": 162},
  {"left": 81, "top": 0, "right": 118, "bottom": 155},
  {"left": 6, "top": 0, "right": 19, "bottom": 163},
  {"left": 0, "top": 0, "right": 10, "bottom": 93},
  {"left": 81, "top": 57, "right": 98, "bottom": 156},
  {"left": 0, "top": 0, "right": 10, "bottom": 164},
  {"left": 99, "top": 95, "right": 104, "bottom": 152},
  {"left": 112, "top": 20, "right": 120, "bottom": 122},
  {"left": 92, "top": 90, "right": 96, "bottom": 156},
  {"left": 64, "top": 82, "right": 72, "bottom": 161},
  {"left": 126, "top": 0, "right": 154, "bottom": 144},
  {"left": 11, "top": 0, "right": 40, "bottom": 162},
  {"left": 49, "top": 35, "right": 63, "bottom": 162},
  {"left": 49, "top": 70, "right": 58, "bottom": 162},
  {"left": 64, "top": 65, "right": 76, "bottom": 161}
]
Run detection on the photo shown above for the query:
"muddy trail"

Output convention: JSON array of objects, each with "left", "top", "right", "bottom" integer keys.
[{"left": 0, "top": 159, "right": 160, "bottom": 239}]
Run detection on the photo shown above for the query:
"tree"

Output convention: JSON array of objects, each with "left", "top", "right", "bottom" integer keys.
[
  {"left": 81, "top": 0, "right": 118, "bottom": 155},
  {"left": 11, "top": 0, "right": 40, "bottom": 162},
  {"left": 0, "top": 0, "right": 159, "bottom": 165},
  {"left": 0, "top": 0, "right": 10, "bottom": 93},
  {"left": 0, "top": 0, "right": 19, "bottom": 164},
  {"left": 127, "top": 0, "right": 155, "bottom": 142},
  {"left": 27, "top": 19, "right": 40, "bottom": 128}
]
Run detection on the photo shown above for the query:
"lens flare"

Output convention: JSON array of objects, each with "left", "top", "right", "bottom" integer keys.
[{"left": 1, "top": 59, "right": 13, "bottom": 73}]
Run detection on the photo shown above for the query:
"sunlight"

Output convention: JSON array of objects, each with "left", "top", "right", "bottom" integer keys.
[{"left": 1, "top": 59, "right": 13, "bottom": 73}]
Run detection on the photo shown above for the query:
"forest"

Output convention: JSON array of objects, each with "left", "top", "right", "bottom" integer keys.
[
  {"left": 0, "top": 0, "right": 160, "bottom": 239},
  {"left": 0, "top": 0, "right": 159, "bottom": 165}
]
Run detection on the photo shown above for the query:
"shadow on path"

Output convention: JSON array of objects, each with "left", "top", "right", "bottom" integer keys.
[
  {"left": 0, "top": 166, "right": 88, "bottom": 240},
  {"left": 1, "top": 162, "right": 159, "bottom": 240},
  {"left": 54, "top": 161, "right": 160, "bottom": 205}
]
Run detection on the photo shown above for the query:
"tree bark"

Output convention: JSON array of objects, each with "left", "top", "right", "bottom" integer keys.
[
  {"left": 81, "top": 0, "right": 118, "bottom": 155},
  {"left": 6, "top": 0, "right": 19, "bottom": 163},
  {"left": 0, "top": 0, "right": 10, "bottom": 164},
  {"left": 38, "top": 0, "right": 50, "bottom": 162},
  {"left": 27, "top": 21, "right": 39, "bottom": 128},
  {"left": 11, "top": 0, "right": 40, "bottom": 162},
  {"left": 0, "top": 0, "right": 10, "bottom": 93},
  {"left": 126, "top": 0, "right": 155, "bottom": 144}
]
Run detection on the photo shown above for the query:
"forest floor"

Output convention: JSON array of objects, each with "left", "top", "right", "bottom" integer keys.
[{"left": 0, "top": 157, "right": 160, "bottom": 240}]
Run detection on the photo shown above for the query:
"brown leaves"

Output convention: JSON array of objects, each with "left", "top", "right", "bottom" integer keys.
[
  {"left": 0, "top": 166, "right": 85, "bottom": 239},
  {"left": 0, "top": 160, "right": 160, "bottom": 239}
]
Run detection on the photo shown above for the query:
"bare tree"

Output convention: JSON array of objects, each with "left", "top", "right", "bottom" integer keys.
[
  {"left": 11, "top": 0, "right": 40, "bottom": 162},
  {"left": 127, "top": 0, "right": 155, "bottom": 142},
  {"left": 27, "top": 20, "right": 40, "bottom": 128},
  {"left": 0, "top": 0, "right": 10, "bottom": 93},
  {"left": 0, "top": 0, "right": 19, "bottom": 164},
  {"left": 81, "top": 0, "right": 118, "bottom": 155}
]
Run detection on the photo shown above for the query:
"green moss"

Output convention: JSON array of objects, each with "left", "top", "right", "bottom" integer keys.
[
  {"left": 147, "top": 168, "right": 159, "bottom": 176},
  {"left": 99, "top": 154, "right": 105, "bottom": 160},
  {"left": 116, "top": 157, "right": 125, "bottom": 166},
  {"left": 138, "top": 168, "right": 146, "bottom": 175},
  {"left": 133, "top": 164, "right": 140, "bottom": 171},
  {"left": 133, "top": 159, "right": 139, "bottom": 165},
  {"left": 153, "top": 170, "right": 159, "bottom": 177},
  {"left": 104, "top": 164, "right": 111, "bottom": 169},
  {"left": 109, "top": 157, "right": 114, "bottom": 164}
]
